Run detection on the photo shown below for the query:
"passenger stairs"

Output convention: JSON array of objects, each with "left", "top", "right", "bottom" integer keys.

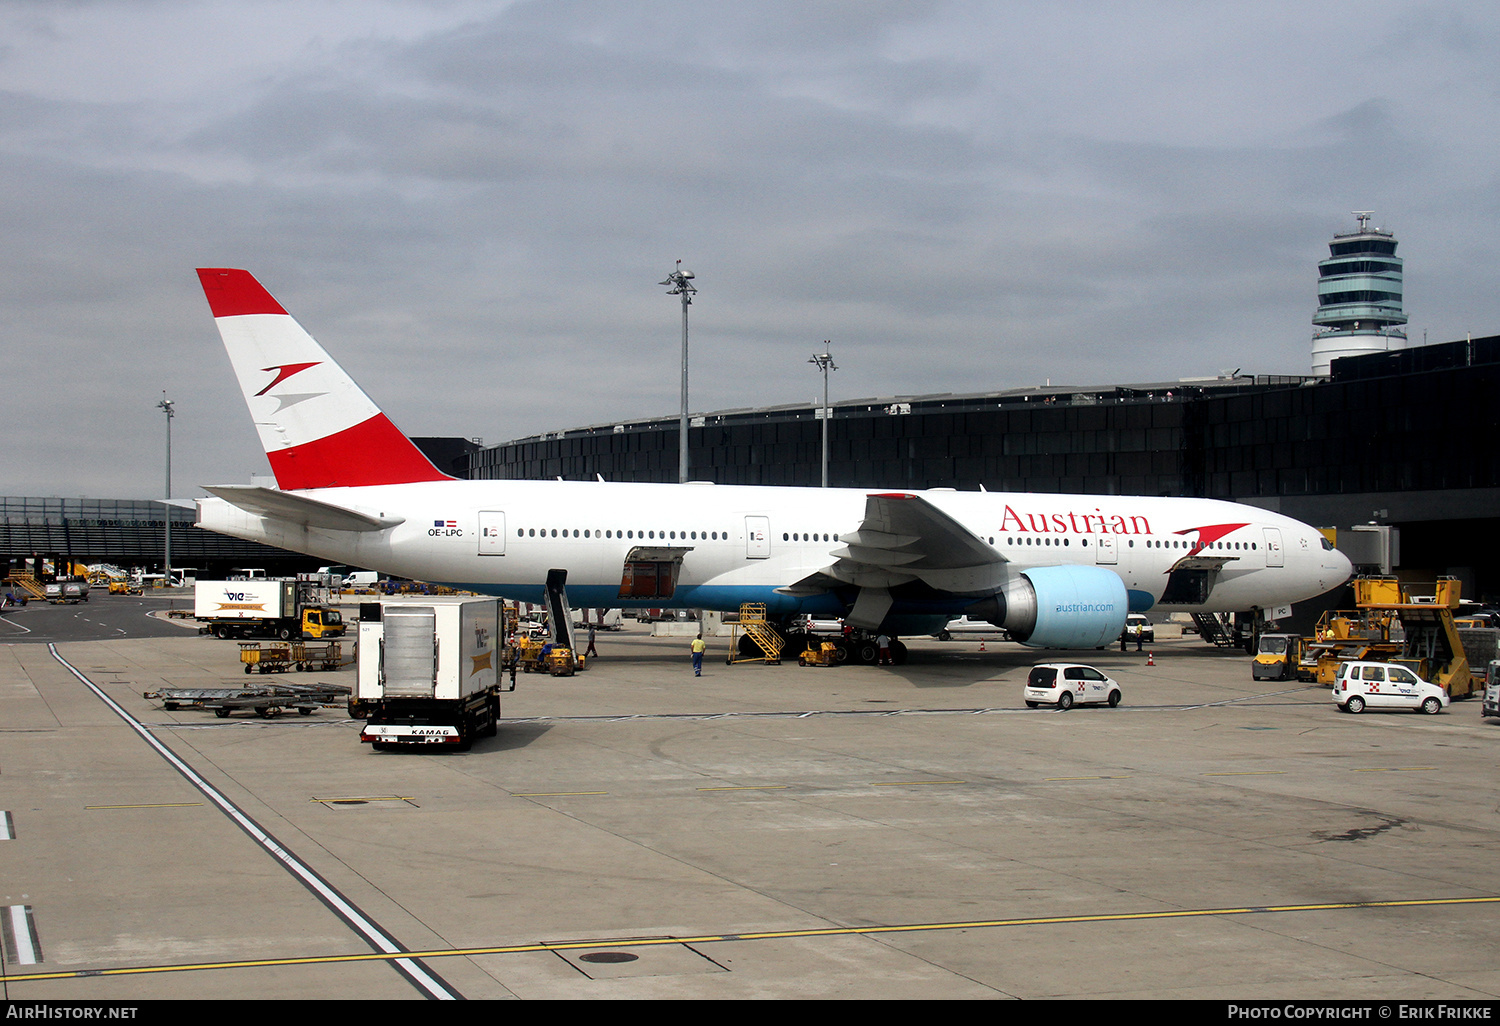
[
  {"left": 4, "top": 573, "right": 46, "bottom": 601},
  {"left": 1191, "top": 612, "right": 1239, "bottom": 648},
  {"left": 729, "top": 603, "right": 784, "bottom": 664}
]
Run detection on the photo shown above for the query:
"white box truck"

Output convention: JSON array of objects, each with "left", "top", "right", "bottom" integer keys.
[
  {"left": 356, "top": 599, "right": 509, "bottom": 750},
  {"left": 194, "top": 578, "right": 346, "bottom": 640}
]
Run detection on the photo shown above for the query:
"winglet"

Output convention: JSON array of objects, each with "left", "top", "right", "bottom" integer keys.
[{"left": 196, "top": 268, "right": 453, "bottom": 491}]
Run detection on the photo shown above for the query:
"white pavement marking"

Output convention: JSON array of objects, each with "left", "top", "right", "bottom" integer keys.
[
  {"left": 47, "top": 644, "right": 460, "bottom": 1000},
  {"left": 4, "top": 904, "right": 40, "bottom": 964}
]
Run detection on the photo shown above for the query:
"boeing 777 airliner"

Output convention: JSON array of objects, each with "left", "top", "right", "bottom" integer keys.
[{"left": 193, "top": 268, "right": 1352, "bottom": 653}]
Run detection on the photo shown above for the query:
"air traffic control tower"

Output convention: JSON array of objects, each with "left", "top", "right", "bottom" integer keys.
[{"left": 1311, "top": 211, "right": 1408, "bottom": 375}]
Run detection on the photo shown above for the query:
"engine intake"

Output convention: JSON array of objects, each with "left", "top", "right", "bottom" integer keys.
[{"left": 969, "top": 565, "right": 1128, "bottom": 649}]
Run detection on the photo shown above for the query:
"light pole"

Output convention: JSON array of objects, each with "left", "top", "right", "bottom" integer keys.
[
  {"left": 660, "top": 261, "right": 696, "bottom": 483},
  {"left": 157, "top": 393, "right": 175, "bottom": 583},
  {"left": 809, "top": 341, "right": 838, "bottom": 487}
]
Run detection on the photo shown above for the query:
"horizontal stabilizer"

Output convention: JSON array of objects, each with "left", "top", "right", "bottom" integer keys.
[{"left": 202, "top": 485, "right": 405, "bottom": 533}]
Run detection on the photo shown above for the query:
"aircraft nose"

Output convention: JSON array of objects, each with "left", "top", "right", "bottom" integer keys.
[{"left": 1325, "top": 546, "right": 1353, "bottom": 588}]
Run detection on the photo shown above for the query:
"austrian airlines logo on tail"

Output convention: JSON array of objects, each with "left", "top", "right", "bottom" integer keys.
[{"left": 255, "top": 362, "right": 322, "bottom": 395}]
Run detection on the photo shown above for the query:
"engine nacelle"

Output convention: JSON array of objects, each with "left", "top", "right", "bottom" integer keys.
[{"left": 971, "top": 565, "right": 1128, "bottom": 649}]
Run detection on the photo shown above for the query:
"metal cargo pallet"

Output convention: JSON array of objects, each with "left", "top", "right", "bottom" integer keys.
[{"left": 142, "top": 681, "right": 352, "bottom": 719}]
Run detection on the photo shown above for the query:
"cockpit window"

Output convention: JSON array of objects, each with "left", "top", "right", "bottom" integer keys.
[{"left": 1321, "top": 537, "right": 1335, "bottom": 551}]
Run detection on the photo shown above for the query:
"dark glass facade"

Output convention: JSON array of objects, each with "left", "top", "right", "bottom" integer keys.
[
  {"left": 469, "top": 336, "right": 1500, "bottom": 597},
  {"left": 0, "top": 497, "right": 319, "bottom": 576},
  {"left": 470, "top": 339, "right": 1500, "bottom": 501}
]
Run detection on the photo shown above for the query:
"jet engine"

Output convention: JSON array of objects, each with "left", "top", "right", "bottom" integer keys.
[{"left": 967, "top": 565, "right": 1128, "bottom": 649}]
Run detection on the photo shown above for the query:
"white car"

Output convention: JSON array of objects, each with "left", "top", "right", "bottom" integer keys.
[
  {"left": 1024, "top": 664, "right": 1123, "bottom": 709},
  {"left": 1332, "top": 661, "right": 1448, "bottom": 715}
]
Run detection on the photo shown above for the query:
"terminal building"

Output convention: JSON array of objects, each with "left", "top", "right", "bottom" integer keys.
[{"left": 466, "top": 337, "right": 1500, "bottom": 601}]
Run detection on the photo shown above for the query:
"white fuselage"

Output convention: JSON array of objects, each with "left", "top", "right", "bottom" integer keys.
[{"left": 196, "top": 479, "right": 1350, "bottom": 619}]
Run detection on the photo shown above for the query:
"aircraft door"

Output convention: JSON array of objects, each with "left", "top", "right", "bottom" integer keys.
[
  {"left": 478, "top": 511, "right": 506, "bottom": 556},
  {"left": 1263, "top": 528, "right": 1284, "bottom": 567},
  {"left": 746, "top": 516, "right": 771, "bottom": 559},
  {"left": 1094, "top": 533, "right": 1118, "bottom": 565}
]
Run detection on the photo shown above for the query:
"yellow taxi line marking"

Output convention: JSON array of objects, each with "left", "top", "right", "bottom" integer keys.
[
  {"left": 6, "top": 894, "right": 1498, "bottom": 984},
  {"left": 1204, "top": 772, "right": 1287, "bottom": 777},
  {"left": 1352, "top": 767, "right": 1436, "bottom": 773}
]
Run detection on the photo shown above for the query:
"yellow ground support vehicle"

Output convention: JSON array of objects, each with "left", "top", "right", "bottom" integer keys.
[
  {"left": 798, "top": 640, "right": 841, "bottom": 667},
  {"left": 1291, "top": 577, "right": 1476, "bottom": 697},
  {"left": 544, "top": 647, "right": 581, "bottom": 676},
  {"left": 1252, "top": 634, "right": 1311, "bottom": 681},
  {"left": 516, "top": 637, "right": 584, "bottom": 675}
]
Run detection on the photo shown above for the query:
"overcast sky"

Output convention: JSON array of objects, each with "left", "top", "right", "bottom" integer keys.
[{"left": 5, "top": 0, "right": 1498, "bottom": 498}]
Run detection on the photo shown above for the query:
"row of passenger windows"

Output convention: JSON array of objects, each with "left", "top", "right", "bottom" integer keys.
[
  {"left": 1145, "top": 539, "right": 1258, "bottom": 550},
  {"left": 515, "top": 527, "right": 1259, "bottom": 551},
  {"left": 519, "top": 528, "right": 728, "bottom": 541}
]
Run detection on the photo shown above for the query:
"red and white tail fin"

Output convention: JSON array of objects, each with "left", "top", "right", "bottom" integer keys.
[{"left": 197, "top": 268, "right": 453, "bottom": 491}]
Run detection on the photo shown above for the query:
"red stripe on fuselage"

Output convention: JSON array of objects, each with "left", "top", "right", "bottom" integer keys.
[
  {"left": 266, "top": 413, "right": 453, "bottom": 490},
  {"left": 197, "top": 268, "right": 288, "bottom": 317}
]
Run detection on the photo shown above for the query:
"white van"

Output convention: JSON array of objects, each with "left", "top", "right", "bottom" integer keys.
[
  {"left": 932, "top": 616, "right": 1005, "bottom": 641},
  {"left": 1332, "top": 661, "right": 1448, "bottom": 715}
]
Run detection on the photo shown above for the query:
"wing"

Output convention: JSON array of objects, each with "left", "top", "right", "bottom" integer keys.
[
  {"left": 782, "top": 492, "right": 1007, "bottom": 598},
  {"left": 202, "top": 485, "right": 406, "bottom": 533}
]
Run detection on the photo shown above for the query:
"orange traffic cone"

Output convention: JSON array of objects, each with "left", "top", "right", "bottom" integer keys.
[
  {"left": 979, "top": 640, "right": 986, "bottom": 652},
  {"left": 1147, "top": 652, "right": 1155, "bottom": 666}
]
